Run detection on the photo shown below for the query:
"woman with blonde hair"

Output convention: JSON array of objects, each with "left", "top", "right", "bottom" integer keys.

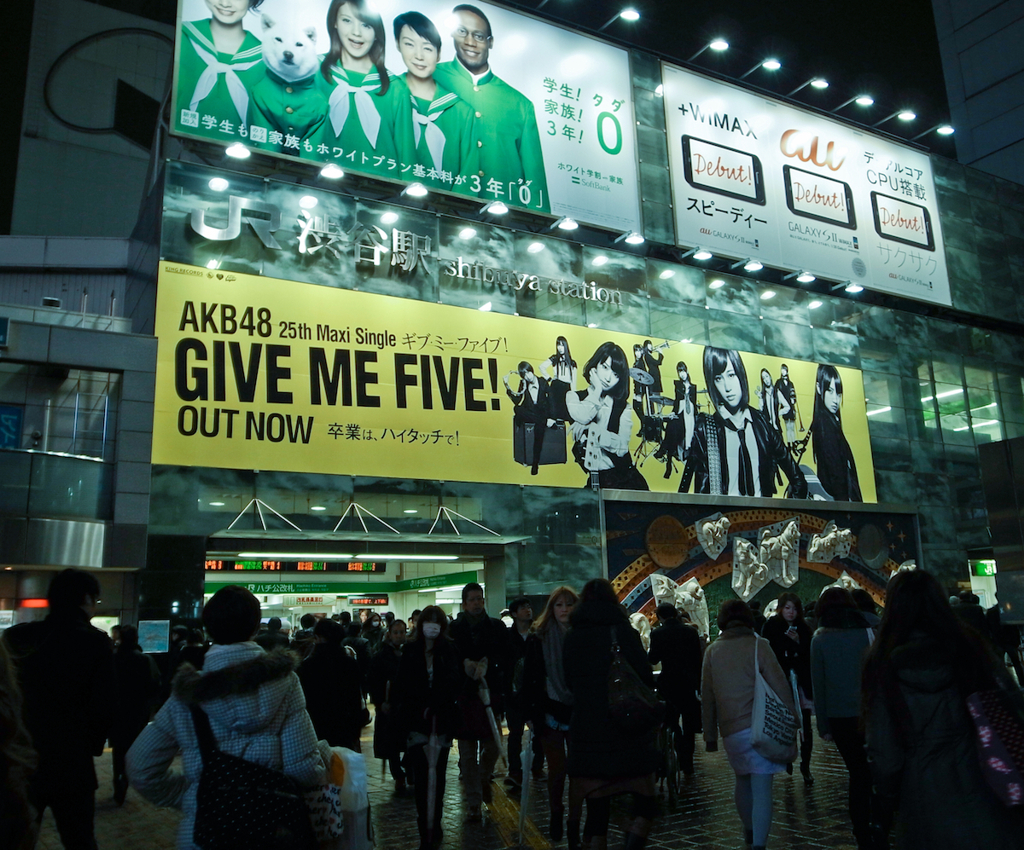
[
  {"left": 0, "top": 639, "right": 36, "bottom": 849},
  {"left": 522, "top": 585, "right": 579, "bottom": 841}
]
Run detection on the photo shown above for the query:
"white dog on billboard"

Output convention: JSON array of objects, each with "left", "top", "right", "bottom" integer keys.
[
  {"left": 808, "top": 521, "right": 853, "bottom": 562},
  {"left": 888, "top": 559, "right": 916, "bottom": 581},
  {"left": 732, "top": 538, "right": 769, "bottom": 601},
  {"left": 695, "top": 513, "right": 731, "bottom": 560},
  {"left": 759, "top": 519, "right": 800, "bottom": 588},
  {"left": 822, "top": 570, "right": 864, "bottom": 594}
]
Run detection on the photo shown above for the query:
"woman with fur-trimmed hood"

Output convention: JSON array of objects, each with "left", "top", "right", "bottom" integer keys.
[{"left": 127, "top": 586, "right": 329, "bottom": 849}]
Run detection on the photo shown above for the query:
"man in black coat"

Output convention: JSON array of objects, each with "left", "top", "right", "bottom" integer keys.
[
  {"left": 4, "top": 569, "right": 116, "bottom": 849},
  {"left": 503, "top": 596, "right": 543, "bottom": 786},
  {"left": 647, "top": 603, "right": 703, "bottom": 775},
  {"left": 449, "top": 582, "right": 509, "bottom": 820}
]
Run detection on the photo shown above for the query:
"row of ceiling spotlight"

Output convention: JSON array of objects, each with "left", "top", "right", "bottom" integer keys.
[
  {"left": 218, "top": 144, "right": 863, "bottom": 295},
  {"left": 592, "top": 10, "right": 953, "bottom": 141}
]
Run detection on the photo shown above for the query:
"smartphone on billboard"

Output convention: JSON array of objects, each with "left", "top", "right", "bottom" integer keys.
[
  {"left": 681, "top": 135, "right": 766, "bottom": 205},
  {"left": 783, "top": 165, "right": 857, "bottom": 229},
  {"left": 870, "top": 192, "right": 935, "bottom": 251}
]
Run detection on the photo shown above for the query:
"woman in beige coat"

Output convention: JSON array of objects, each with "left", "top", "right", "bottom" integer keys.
[{"left": 702, "top": 599, "right": 796, "bottom": 850}]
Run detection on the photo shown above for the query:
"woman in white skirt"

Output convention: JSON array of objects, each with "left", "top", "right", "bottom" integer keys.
[{"left": 702, "top": 599, "right": 796, "bottom": 850}]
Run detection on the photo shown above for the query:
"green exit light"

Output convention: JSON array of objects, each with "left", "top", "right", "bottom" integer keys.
[{"left": 971, "top": 560, "right": 997, "bottom": 577}]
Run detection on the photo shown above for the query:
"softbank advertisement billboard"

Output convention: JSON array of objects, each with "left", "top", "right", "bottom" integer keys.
[
  {"left": 170, "top": 0, "right": 640, "bottom": 231},
  {"left": 663, "top": 64, "right": 951, "bottom": 306}
]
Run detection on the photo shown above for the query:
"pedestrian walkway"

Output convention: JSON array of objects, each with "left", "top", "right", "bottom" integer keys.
[{"left": 42, "top": 729, "right": 864, "bottom": 850}]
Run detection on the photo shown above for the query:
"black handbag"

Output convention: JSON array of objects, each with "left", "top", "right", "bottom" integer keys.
[
  {"left": 190, "top": 705, "right": 317, "bottom": 850},
  {"left": 607, "top": 625, "right": 665, "bottom": 736}
]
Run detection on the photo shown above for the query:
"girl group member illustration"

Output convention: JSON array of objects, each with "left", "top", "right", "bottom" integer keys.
[
  {"left": 539, "top": 336, "right": 577, "bottom": 422},
  {"left": 807, "top": 364, "right": 862, "bottom": 501},
  {"left": 653, "top": 361, "right": 698, "bottom": 479},
  {"left": 679, "top": 347, "right": 807, "bottom": 498},
  {"left": 504, "top": 361, "right": 555, "bottom": 476}
]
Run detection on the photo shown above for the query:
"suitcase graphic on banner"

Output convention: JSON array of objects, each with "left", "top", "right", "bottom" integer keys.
[{"left": 513, "top": 421, "right": 567, "bottom": 466}]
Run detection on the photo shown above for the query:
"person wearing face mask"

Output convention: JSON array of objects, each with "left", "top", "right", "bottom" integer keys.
[
  {"left": 522, "top": 586, "right": 579, "bottom": 842},
  {"left": 433, "top": 4, "right": 549, "bottom": 211},
  {"left": 176, "top": 0, "right": 266, "bottom": 130},
  {"left": 312, "top": 0, "right": 403, "bottom": 178},
  {"left": 369, "top": 619, "right": 410, "bottom": 794},
  {"left": 566, "top": 341, "right": 649, "bottom": 491},
  {"left": 391, "top": 606, "right": 461, "bottom": 850},
  {"left": 680, "top": 348, "right": 806, "bottom": 498},
  {"left": 361, "top": 611, "right": 386, "bottom": 654},
  {"left": 808, "top": 364, "right": 862, "bottom": 502},
  {"left": 761, "top": 593, "right": 814, "bottom": 784}
]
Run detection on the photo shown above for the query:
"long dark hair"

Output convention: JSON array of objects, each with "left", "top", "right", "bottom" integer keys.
[
  {"left": 551, "top": 336, "right": 575, "bottom": 371},
  {"left": 862, "top": 569, "right": 999, "bottom": 737},
  {"left": 772, "top": 592, "right": 806, "bottom": 627},
  {"left": 321, "top": 0, "right": 390, "bottom": 94},
  {"left": 571, "top": 578, "right": 623, "bottom": 626},
  {"left": 582, "top": 342, "right": 629, "bottom": 402},
  {"left": 813, "top": 364, "right": 843, "bottom": 423},
  {"left": 703, "top": 347, "right": 749, "bottom": 413},
  {"left": 413, "top": 605, "right": 449, "bottom": 644},
  {"left": 816, "top": 586, "right": 857, "bottom": 627}
]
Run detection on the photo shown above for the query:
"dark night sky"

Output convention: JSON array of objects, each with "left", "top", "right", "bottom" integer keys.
[{"left": 0, "top": 0, "right": 953, "bottom": 233}]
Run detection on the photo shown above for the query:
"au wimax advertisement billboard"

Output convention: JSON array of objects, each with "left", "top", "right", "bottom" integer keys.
[
  {"left": 171, "top": 0, "right": 640, "bottom": 231},
  {"left": 663, "top": 64, "right": 951, "bottom": 306},
  {"left": 153, "top": 262, "right": 876, "bottom": 502}
]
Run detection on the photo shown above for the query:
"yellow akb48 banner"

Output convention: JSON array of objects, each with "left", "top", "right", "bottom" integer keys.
[{"left": 153, "top": 263, "right": 876, "bottom": 501}]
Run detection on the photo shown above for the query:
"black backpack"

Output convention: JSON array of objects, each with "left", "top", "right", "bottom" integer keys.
[{"left": 190, "top": 705, "right": 316, "bottom": 850}]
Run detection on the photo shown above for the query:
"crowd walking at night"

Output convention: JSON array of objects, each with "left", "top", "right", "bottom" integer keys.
[{"left": 1, "top": 568, "right": 1024, "bottom": 850}]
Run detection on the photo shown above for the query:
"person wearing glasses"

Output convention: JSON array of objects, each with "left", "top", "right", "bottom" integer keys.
[{"left": 434, "top": 5, "right": 549, "bottom": 211}]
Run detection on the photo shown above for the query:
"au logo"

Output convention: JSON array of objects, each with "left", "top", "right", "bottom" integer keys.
[
  {"left": 191, "top": 196, "right": 282, "bottom": 249},
  {"left": 779, "top": 130, "right": 847, "bottom": 172}
]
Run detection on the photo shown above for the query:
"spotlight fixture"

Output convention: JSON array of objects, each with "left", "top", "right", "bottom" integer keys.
[
  {"left": 788, "top": 78, "right": 828, "bottom": 96},
  {"left": 551, "top": 216, "right": 579, "bottom": 231},
  {"left": 598, "top": 8, "right": 639, "bottom": 30},
  {"left": 479, "top": 200, "right": 508, "bottom": 216},
  {"left": 832, "top": 94, "right": 874, "bottom": 111},
  {"left": 689, "top": 39, "right": 729, "bottom": 61},
  {"left": 740, "top": 58, "right": 781, "bottom": 78},
  {"left": 784, "top": 271, "right": 816, "bottom": 284},
  {"left": 403, "top": 182, "right": 429, "bottom": 197},
  {"left": 208, "top": 177, "right": 229, "bottom": 192},
  {"left": 760, "top": 290, "right": 776, "bottom": 300},
  {"left": 912, "top": 123, "right": 955, "bottom": 141},
  {"left": 731, "top": 258, "right": 762, "bottom": 272},
  {"left": 845, "top": 282, "right": 864, "bottom": 293},
  {"left": 873, "top": 110, "right": 916, "bottom": 127},
  {"left": 319, "top": 164, "right": 344, "bottom": 179},
  {"left": 614, "top": 230, "right": 645, "bottom": 245},
  {"left": 682, "top": 247, "right": 713, "bottom": 261},
  {"left": 225, "top": 143, "right": 250, "bottom": 159}
]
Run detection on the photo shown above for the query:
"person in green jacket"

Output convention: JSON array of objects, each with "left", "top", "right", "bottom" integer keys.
[
  {"left": 434, "top": 4, "right": 549, "bottom": 212},
  {"left": 176, "top": 0, "right": 265, "bottom": 134},
  {"left": 311, "top": 0, "right": 402, "bottom": 179},
  {"left": 392, "top": 11, "right": 480, "bottom": 192}
]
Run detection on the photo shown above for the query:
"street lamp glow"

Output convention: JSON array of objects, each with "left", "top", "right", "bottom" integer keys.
[
  {"left": 855, "top": 95, "right": 874, "bottom": 107},
  {"left": 762, "top": 59, "right": 781, "bottom": 71},
  {"left": 937, "top": 125, "right": 955, "bottom": 135},
  {"left": 898, "top": 110, "right": 916, "bottom": 121},
  {"left": 810, "top": 79, "right": 829, "bottom": 89},
  {"left": 709, "top": 39, "right": 729, "bottom": 51},
  {"left": 619, "top": 8, "right": 640, "bottom": 22}
]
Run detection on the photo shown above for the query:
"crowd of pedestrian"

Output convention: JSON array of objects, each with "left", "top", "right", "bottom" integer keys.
[{"left": 1, "top": 567, "right": 1022, "bottom": 850}]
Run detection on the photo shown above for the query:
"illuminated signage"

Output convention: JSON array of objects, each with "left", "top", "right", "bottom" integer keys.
[
  {"left": 206, "top": 559, "right": 386, "bottom": 573},
  {"left": 349, "top": 596, "right": 389, "bottom": 607},
  {"left": 971, "top": 560, "right": 997, "bottom": 577}
]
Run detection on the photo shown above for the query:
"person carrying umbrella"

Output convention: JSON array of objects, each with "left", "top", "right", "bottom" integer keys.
[{"left": 391, "top": 606, "right": 461, "bottom": 850}]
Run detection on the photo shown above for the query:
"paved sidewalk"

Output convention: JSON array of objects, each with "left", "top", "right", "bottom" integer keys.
[{"left": 40, "top": 730, "right": 863, "bottom": 850}]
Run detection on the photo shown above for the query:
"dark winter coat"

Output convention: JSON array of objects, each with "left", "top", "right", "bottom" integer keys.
[
  {"left": 648, "top": 618, "right": 702, "bottom": 722},
  {"left": 391, "top": 637, "right": 462, "bottom": 742},
  {"left": 761, "top": 615, "right": 813, "bottom": 698},
  {"left": 449, "top": 611, "right": 510, "bottom": 723},
  {"left": 297, "top": 642, "right": 366, "bottom": 750},
  {"left": 865, "top": 634, "right": 1024, "bottom": 849},
  {"left": 563, "top": 598, "right": 659, "bottom": 779},
  {"left": 4, "top": 608, "right": 116, "bottom": 782},
  {"left": 112, "top": 646, "right": 160, "bottom": 748},
  {"left": 367, "top": 642, "right": 406, "bottom": 759}
]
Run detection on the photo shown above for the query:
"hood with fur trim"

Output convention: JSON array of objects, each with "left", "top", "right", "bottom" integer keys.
[{"left": 172, "top": 643, "right": 300, "bottom": 736}]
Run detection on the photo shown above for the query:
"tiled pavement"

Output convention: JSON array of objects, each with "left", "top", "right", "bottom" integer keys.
[{"left": 41, "top": 731, "right": 864, "bottom": 849}]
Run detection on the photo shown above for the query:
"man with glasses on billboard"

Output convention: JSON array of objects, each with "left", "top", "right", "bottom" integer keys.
[{"left": 435, "top": 4, "right": 549, "bottom": 212}]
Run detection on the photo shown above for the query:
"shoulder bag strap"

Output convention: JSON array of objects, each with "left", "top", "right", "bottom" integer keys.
[{"left": 189, "top": 704, "right": 219, "bottom": 764}]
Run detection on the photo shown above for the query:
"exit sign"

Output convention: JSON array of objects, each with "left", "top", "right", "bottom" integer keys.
[{"left": 971, "top": 560, "right": 997, "bottom": 577}]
